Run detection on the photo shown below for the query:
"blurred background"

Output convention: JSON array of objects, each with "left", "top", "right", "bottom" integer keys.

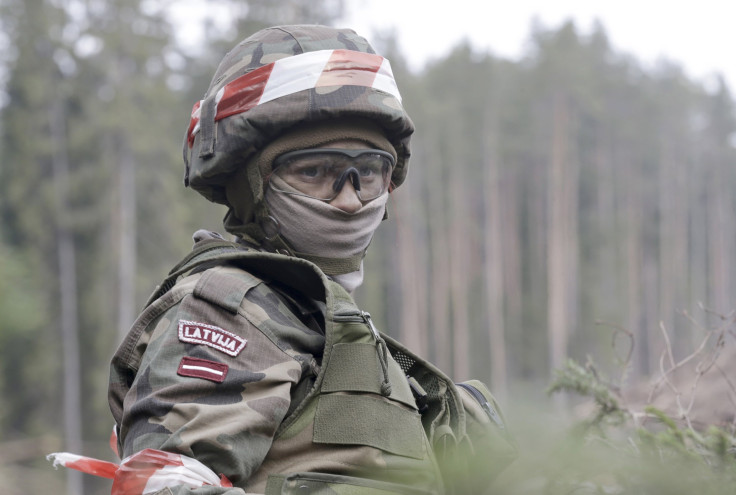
[{"left": 1, "top": 0, "right": 735, "bottom": 493}]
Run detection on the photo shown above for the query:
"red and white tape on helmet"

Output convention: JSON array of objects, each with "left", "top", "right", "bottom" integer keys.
[{"left": 187, "top": 49, "right": 401, "bottom": 146}]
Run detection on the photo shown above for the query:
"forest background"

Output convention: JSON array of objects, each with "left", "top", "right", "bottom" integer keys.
[{"left": 1, "top": 1, "right": 735, "bottom": 494}]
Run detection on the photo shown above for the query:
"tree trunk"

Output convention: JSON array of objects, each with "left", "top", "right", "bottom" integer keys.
[
  {"left": 394, "top": 178, "right": 428, "bottom": 357},
  {"left": 501, "top": 163, "right": 522, "bottom": 378},
  {"left": 449, "top": 157, "right": 470, "bottom": 381},
  {"left": 622, "top": 152, "right": 646, "bottom": 376},
  {"left": 50, "top": 91, "right": 84, "bottom": 495},
  {"left": 117, "top": 137, "right": 137, "bottom": 338},
  {"left": 426, "top": 146, "right": 452, "bottom": 371},
  {"left": 110, "top": 45, "right": 138, "bottom": 339},
  {"left": 657, "top": 127, "right": 691, "bottom": 358},
  {"left": 707, "top": 143, "right": 731, "bottom": 317},
  {"left": 547, "top": 93, "right": 578, "bottom": 382},
  {"left": 482, "top": 115, "right": 507, "bottom": 397}
]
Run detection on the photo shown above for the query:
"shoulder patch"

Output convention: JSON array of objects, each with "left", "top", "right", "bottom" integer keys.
[
  {"left": 177, "top": 356, "right": 228, "bottom": 383},
  {"left": 178, "top": 320, "right": 247, "bottom": 356}
]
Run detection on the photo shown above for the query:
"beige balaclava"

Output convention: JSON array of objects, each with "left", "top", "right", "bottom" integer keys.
[{"left": 224, "top": 119, "right": 397, "bottom": 292}]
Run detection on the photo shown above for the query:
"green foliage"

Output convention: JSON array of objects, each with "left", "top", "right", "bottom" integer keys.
[
  {"left": 548, "top": 358, "right": 626, "bottom": 426},
  {"left": 540, "top": 353, "right": 736, "bottom": 494},
  {"left": 636, "top": 407, "right": 736, "bottom": 472}
]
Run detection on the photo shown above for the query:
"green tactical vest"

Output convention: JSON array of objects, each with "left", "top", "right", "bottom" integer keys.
[{"left": 149, "top": 237, "right": 515, "bottom": 495}]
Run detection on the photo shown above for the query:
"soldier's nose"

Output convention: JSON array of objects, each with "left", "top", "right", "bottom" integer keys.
[{"left": 329, "top": 182, "right": 362, "bottom": 213}]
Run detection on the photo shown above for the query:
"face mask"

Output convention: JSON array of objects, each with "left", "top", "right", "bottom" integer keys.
[{"left": 264, "top": 176, "right": 388, "bottom": 291}]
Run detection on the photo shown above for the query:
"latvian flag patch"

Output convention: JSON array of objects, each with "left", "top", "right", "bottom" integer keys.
[{"left": 177, "top": 356, "right": 228, "bottom": 383}]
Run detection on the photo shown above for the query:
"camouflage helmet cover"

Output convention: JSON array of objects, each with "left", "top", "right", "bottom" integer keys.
[{"left": 184, "top": 25, "right": 415, "bottom": 205}]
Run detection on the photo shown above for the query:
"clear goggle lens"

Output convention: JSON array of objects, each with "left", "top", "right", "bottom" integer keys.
[{"left": 270, "top": 148, "right": 395, "bottom": 202}]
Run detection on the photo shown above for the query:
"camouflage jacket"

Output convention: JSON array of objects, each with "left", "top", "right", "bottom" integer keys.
[{"left": 109, "top": 236, "right": 461, "bottom": 494}]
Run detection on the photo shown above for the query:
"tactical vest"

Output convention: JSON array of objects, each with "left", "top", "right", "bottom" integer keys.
[{"left": 149, "top": 237, "right": 515, "bottom": 494}]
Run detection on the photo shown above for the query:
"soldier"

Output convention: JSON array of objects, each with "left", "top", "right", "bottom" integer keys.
[{"left": 101, "top": 25, "right": 515, "bottom": 494}]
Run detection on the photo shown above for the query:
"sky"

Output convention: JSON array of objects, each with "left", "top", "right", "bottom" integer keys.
[{"left": 341, "top": 0, "right": 736, "bottom": 92}]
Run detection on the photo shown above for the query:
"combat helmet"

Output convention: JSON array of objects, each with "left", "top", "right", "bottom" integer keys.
[{"left": 183, "top": 25, "right": 414, "bottom": 213}]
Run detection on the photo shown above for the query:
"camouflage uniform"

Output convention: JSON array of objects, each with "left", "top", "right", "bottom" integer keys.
[
  {"left": 109, "top": 237, "right": 448, "bottom": 494},
  {"left": 106, "top": 25, "right": 515, "bottom": 495}
]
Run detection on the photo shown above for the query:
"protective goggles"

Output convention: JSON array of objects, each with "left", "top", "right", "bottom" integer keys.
[{"left": 270, "top": 148, "right": 395, "bottom": 202}]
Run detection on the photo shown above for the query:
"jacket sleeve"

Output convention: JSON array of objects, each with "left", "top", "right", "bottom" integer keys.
[{"left": 109, "top": 268, "right": 324, "bottom": 494}]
